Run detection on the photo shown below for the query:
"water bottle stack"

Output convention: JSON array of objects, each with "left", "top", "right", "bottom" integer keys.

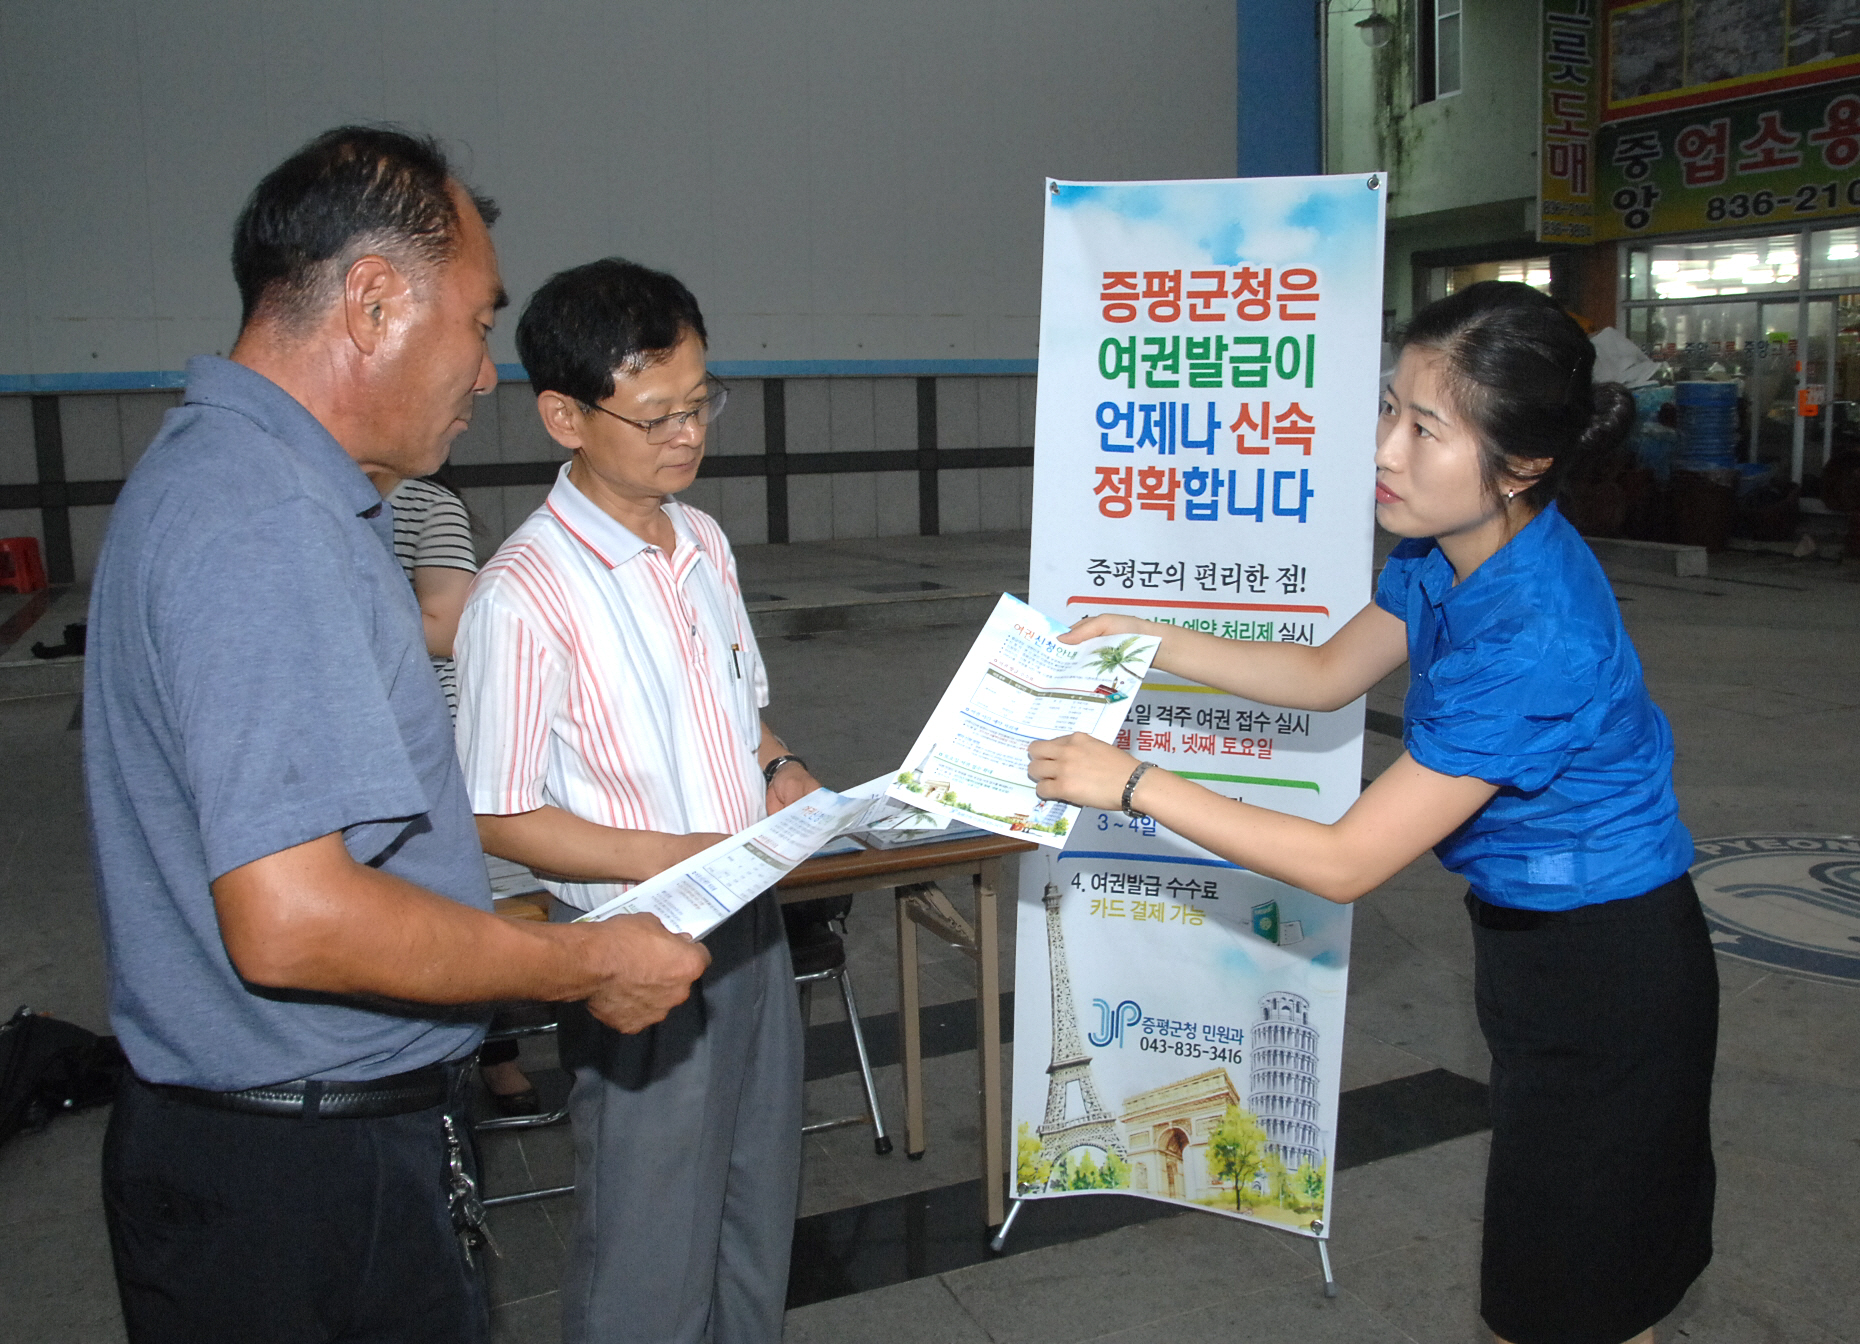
[{"left": 1673, "top": 380, "right": 1740, "bottom": 472}]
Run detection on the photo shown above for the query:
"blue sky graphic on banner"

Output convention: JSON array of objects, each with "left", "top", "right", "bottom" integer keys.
[{"left": 1011, "top": 174, "right": 1386, "bottom": 1243}]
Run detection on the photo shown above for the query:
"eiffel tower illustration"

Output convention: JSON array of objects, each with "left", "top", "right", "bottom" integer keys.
[{"left": 1036, "top": 881, "right": 1126, "bottom": 1181}]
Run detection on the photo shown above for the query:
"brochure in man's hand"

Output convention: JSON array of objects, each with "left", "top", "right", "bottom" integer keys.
[
  {"left": 575, "top": 593, "right": 1156, "bottom": 934},
  {"left": 573, "top": 787, "right": 887, "bottom": 937},
  {"left": 570, "top": 773, "right": 962, "bottom": 935}
]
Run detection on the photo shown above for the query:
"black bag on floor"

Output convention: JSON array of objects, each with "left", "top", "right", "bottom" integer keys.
[{"left": 0, "top": 1005, "right": 126, "bottom": 1145}]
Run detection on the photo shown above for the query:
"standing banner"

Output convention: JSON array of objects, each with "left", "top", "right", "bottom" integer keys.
[{"left": 1008, "top": 176, "right": 1385, "bottom": 1250}]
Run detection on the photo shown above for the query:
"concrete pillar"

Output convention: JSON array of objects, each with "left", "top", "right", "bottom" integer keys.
[{"left": 1236, "top": 0, "right": 1322, "bottom": 177}]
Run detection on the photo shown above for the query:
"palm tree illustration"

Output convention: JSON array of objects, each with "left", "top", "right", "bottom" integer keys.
[{"left": 1085, "top": 637, "right": 1146, "bottom": 683}]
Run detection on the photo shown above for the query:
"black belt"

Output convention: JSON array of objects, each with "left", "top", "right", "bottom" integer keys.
[
  {"left": 1465, "top": 872, "right": 1697, "bottom": 931},
  {"left": 149, "top": 1061, "right": 451, "bottom": 1119}
]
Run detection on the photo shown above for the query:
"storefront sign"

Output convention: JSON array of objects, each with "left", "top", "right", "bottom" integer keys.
[
  {"left": 1541, "top": 0, "right": 1602, "bottom": 244},
  {"left": 1597, "top": 80, "right": 1860, "bottom": 239},
  {"left": 1009, "top": 175, "right": 1384, "bottom": 1244},
  {"left": 1603, "top": 0, "right": 1860, "bottom": 124}
]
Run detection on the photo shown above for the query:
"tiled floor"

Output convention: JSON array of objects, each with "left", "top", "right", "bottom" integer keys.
[{"left": 2, "top": 532, "right": 1857, "bottom": 1343}]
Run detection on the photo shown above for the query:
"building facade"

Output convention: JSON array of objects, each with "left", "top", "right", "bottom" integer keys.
[
  {"left": 1327, "top": 0, "right": 1860, "bottom": 498},
  {"left": 1325, "top": 0, "right": 1568, "bottom": 335},
  {"left": 1594, "top": 2, "right": 1860, "bottom": 491}
]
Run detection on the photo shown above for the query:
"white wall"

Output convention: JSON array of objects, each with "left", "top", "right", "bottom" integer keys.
[{"left": 0, "top": 0, "right": 1237, "bottom": 381}]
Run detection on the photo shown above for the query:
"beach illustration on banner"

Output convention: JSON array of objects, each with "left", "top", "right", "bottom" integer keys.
[{"left": 1011, "top": 854, "right": 1350, "bottom": 1236}]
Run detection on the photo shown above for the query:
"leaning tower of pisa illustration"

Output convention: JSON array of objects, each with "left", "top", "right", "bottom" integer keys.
[
  {"left": 1246, "top": 991, "right": 1323, "bottom": 1173},
  {"left": 1036, "top": 881, "right": 1127, "bottom": 1176}
]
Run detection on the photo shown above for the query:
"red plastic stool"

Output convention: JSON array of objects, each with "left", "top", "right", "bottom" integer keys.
[{"left": 0, "top": 537, "right": 49, "bottom": 594}]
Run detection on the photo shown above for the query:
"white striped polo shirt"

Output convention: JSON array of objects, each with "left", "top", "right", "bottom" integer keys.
[{"left": 453, "top": 464, "right": 769, "bottom": 912}]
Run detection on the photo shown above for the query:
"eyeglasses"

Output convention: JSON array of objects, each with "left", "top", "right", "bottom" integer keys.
[{"left": 584, "top": 379, "right": 729, "bottom": 444}]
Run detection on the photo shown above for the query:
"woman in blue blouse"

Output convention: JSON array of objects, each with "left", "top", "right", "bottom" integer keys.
[{"left": 1033, "top": 281, "right": 1715, "bottom": 1344}]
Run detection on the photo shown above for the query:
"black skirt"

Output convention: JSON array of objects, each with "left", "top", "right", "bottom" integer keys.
[{"left": 1468, "top": 873, "right": 1718, "bottom": 1344}]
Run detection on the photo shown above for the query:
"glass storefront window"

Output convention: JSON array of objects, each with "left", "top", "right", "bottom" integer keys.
[
  {"left": 1634, "top": 300, "right": 1767, "bottom": 376},
  {"left": 1446, "top": 257, "right": 1551, "bottom": 293},
  {"left": 1627, "top": 305, "right": 1651, "bottom": 346},
  {"left": 1631, "top": 233, "right": 1800, "bottom": 300},
  {"left": 1417, "top": 257, "right": 1554, "bottom": 309},
  {"left": 1619, "top": 225, "right": 1860, "bottom": 482},
  {"left": 1622, "top": 301, "right": 1799, "bottom": 471},
  {"left": 1808, "top": 226, "right": 1860, "bottom": 292},
  {"left": 1628, "top": 248, "right": 1653, "bottom": 301}
]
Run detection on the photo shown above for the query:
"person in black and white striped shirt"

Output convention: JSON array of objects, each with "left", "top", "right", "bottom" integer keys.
[{"left": 385, "top": 475, "right": 478, "bottom": 713}]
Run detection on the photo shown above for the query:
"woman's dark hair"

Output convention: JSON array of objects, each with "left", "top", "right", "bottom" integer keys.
[
  {"left": 1396, "top": 281, "right": 1634, "bottom": 510},
  {"left": 232, "top": 125, "right": 500, "bottom": 332},
  {"left": 515, "top": 258, "right": 708, "bottom": 407}
]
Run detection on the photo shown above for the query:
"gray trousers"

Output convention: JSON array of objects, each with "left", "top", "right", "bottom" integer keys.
[{"left": 553, "top": 891, "right": 803, "bottom": 1344}]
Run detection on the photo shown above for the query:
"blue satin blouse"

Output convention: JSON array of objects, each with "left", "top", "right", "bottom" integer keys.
[{"left": 1373, "top": 503, "right": 1692, "bottom": 910}]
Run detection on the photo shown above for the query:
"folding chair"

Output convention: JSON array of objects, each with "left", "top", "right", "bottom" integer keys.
[{"left": 785, "top": 895, "right": 891, "bottom": 1155}]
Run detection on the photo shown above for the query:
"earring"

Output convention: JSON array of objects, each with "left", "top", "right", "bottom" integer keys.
[{"left": 1506, "top": 489, "right": 1515, "bottom": 500}]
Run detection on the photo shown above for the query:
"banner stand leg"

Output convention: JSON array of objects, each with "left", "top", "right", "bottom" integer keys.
[
  {"left": 1317, "top": 1238, "right": 1338, "bottom": 1298},
  {"left": 988, "top": 1198, "right": 1024, "bottom": 1254}
]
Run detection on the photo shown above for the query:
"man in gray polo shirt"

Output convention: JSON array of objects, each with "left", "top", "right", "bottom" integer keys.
[{"left": 84, "top": 126, "right": 709, "bottom": 1344}]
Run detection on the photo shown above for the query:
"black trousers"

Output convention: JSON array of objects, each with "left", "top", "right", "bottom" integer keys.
[
  {"left": 1470, "top": 873, "right": 1718, "bottom": 1344},
  {"left": 102, "top": 1072, "right": 489, "bottom": 1344}
]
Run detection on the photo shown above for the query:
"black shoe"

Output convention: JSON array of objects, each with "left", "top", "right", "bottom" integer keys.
[
  {"left": 31, "top": 622, "right": 87, "bottom": 660},
  {"left": 490, "top": 1086, "right": 541, "bottom": 1117}
]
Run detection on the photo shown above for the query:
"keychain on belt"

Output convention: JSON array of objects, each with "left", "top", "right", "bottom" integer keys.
[{"left": 443, "top": 1113, "right": 499, "bottom": 1268}]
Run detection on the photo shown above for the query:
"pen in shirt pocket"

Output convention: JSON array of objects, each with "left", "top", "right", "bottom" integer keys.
[{"left": 731, "top": 643, "right": 742, "bottom": 679}]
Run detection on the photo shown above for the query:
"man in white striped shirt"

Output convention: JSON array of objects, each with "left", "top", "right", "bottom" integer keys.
[{"left": 454, "top": 260, "right": 816, "bottom": 1344}]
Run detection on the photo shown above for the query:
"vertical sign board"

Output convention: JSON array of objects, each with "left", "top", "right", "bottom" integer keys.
[
  {"left": 1011, "top": 177, "right": 1385, "bottom": 1245},
  {"left": 1540, "top": 0, "right": 1601, "bottom": 244}
]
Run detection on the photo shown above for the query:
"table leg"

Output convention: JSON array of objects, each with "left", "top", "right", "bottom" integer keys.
[
  {"left": 895, "top": 883, "right": 926, "bottom": 1159},
  {"left": 976, "top": 858, "right": 1005, "bottom": 1227}
]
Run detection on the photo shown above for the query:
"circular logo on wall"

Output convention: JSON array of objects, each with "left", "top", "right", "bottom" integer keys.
[{"left": 1691, "top": 835, "right": 1860, "bottom": 986}]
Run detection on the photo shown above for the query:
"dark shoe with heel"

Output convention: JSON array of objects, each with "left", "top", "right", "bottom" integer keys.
[{"left": 489, "top": 1085, "right": 540, "bottom": 1118}]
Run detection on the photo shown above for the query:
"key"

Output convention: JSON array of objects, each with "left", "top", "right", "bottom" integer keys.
[{"left": 443, "top": 1114, "right": 499, "bottom": 1266}]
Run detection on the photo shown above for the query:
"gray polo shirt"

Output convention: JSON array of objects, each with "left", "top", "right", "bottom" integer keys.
[{"left": 84, "top": 356, "right": 492, "bottom": 1090}]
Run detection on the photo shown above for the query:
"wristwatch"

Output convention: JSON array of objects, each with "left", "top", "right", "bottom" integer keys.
[
  {"left": 762, "top": 753, "right": 808, "bottom": 786},
  {"left": 1122, "top": 761, "right": 1156, "bottom": 820}
]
